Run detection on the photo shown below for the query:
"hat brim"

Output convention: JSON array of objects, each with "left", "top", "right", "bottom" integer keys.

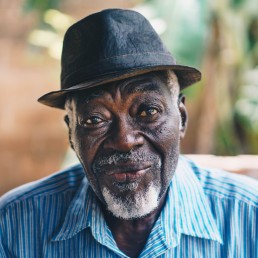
[{"left": 38, "top": 65, "right": 201, "bottom": 109}]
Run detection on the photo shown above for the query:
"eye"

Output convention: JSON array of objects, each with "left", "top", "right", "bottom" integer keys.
[
  {"left": 79, "top": 115, "right": 105, "bottom": 127},
  {"left": 139, "top": 107, "right": 159, "bottom": 117},
  {"left": 85, "top": 116, "right": 103, "bottom": 125}
]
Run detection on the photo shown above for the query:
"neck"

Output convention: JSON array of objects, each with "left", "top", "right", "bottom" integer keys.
[{"left": 101, "top": 192, "right": 167, "bottom": 258}]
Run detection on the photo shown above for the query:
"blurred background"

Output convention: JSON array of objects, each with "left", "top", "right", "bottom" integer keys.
[{"left": 0, "top": 0, "right": 258, "bottom": 195}]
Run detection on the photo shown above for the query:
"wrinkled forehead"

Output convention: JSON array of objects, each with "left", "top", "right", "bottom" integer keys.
[{"left": 70, "top": 71, "right": 179, "bottom": 106}]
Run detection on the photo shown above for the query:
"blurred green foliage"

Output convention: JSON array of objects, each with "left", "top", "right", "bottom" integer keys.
[{"left": 24, "top": 0, "right": 59, "bottom": 16}]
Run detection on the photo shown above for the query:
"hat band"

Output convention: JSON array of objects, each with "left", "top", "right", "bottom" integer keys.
[{"left": 61, "top": 52, "right": 176, "bottom": 89}]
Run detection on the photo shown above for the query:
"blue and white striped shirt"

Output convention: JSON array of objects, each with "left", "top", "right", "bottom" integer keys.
[{"left": 0, "top": 156, "right": 257, "bottom": 258}]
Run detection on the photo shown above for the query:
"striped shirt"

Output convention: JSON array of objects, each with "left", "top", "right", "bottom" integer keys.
[{"left": 0, "top": 156, "right": 257, "bottom": 258}]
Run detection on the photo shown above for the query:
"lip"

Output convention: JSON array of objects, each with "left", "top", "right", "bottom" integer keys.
[
  {"left": 102, "top": 162, "right": 152, "bottom": 175},
  {"left": 102, "top": 163, "right": 151, "bottom": 183},
  {"left": 111, "top": 168, "right": 150, "bottom": 183}
]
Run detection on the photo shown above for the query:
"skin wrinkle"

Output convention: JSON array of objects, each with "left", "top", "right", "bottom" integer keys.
[{"left": 64, "top": 70, "right": 186, "bottom": 220}]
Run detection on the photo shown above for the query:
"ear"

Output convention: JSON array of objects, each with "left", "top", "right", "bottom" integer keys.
[
  {"left": 64, "top": 115, "right": 75, "bottom": 150},
  {"left": 178, "top": 93, "right": 188, "bottom": 138}
]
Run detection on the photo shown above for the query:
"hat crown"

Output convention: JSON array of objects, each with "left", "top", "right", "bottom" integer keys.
[{"left": 61, "top": 9, "right": 174, "bottom": 89}]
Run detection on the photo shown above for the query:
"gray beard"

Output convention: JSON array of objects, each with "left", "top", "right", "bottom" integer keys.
[
  {"left": 95, "top": 143, "right": 180, "bottom": 220},
  {"left": 102, "top": 182, "right": 161, "bottom": 220}
]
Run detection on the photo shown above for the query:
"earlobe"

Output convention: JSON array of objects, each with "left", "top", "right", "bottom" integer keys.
[
  {"left": 178, "top": 94, "right": 188, "bottom": 138},
  {"left": 64, "top": 115, "right": 75, "bottom": 150}
]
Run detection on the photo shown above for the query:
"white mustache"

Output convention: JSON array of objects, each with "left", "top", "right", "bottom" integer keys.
[{"left": 93, "top": 151, "right": 161, "bottom": 172}]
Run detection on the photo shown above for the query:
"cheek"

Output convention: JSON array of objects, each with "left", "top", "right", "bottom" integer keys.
[
  {"left": 143, "top": 114, "right": 181, "bottom": 153},
  {"left": 71, "top": 126, "right": 103, "bottom": 170},
  {"left": 141, "top": 113, "right": 180, "bottom": 194},
  {"left": 70, "top": 116, "right": 107, "bottom": 165},
  {"left": 161, "top": 117, "right": 181, "bottom": 187},
  {"left": 71, "top": 128, "right": 106, "bottom": 200}
]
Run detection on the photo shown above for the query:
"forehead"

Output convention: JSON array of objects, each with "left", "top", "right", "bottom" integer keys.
[{"left": 73, "top": 72, "right": 171, "bottom": 105}]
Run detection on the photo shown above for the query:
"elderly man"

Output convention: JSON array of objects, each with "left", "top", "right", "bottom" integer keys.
[{"left": 0, "top": 9, "right": 257, "bottom": 258}]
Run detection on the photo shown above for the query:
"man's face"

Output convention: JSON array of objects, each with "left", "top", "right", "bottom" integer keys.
[{"left": 67, "top": 72, "right": 186, "bottom": 219}]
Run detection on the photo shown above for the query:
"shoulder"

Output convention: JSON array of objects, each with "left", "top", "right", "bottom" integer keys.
[
  {"left": 0, "top": 163, "right": 85, "bottom": 211},
  {"left": 180, "top": 155, "right": 258, "bottom": 208}
]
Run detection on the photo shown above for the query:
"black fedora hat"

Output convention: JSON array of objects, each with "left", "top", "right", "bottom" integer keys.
[{"left": 38, "top": 8, "right": 201, "bottom": 109}]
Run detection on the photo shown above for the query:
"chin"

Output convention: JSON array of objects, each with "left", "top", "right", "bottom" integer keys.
[{"left": 102, "top": 182, "right": 161, "bottom": 220}]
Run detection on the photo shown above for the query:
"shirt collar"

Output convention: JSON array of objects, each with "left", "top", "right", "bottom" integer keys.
[
  {"left": 51, "top": 156, "right": 223, "bottom": 246},
  {"left": 51, "top": 176, "right": 92, "bottom": 241},
  {"left": 51, "top": 175, "right": 126, "bottom": 256},
  {"left": 162, "top": 156, "right": 223, "bottom": 246}
]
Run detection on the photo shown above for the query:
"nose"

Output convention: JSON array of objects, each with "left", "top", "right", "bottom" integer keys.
[{"left": 103, "top": 118, "right": 144, "bottom": 152}]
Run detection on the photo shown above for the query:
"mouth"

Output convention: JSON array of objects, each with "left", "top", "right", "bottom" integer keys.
[{"left": 101, "top": 163, "right": 151, "bottom": 183}]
